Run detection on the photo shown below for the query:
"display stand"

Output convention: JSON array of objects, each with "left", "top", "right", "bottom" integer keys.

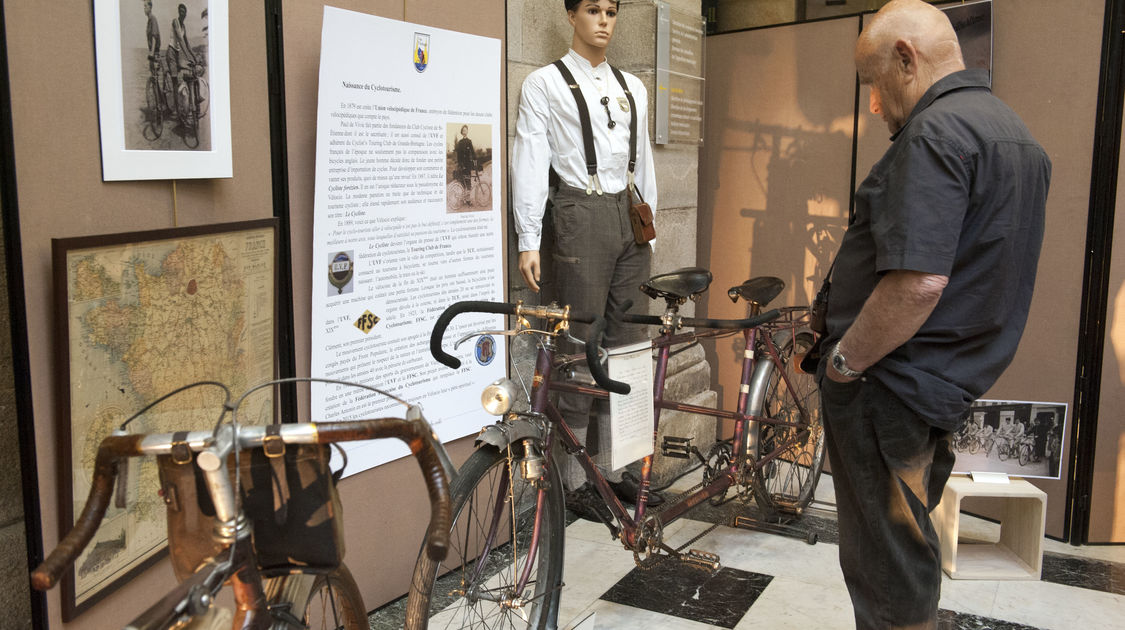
[{"left": 933, "top": 475, "right": 1046, "bottom": 580}]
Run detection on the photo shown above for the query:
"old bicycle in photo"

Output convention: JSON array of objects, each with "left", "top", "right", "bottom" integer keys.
[
  {"left": 406, "top": 267, "right": 825, "bottom": 629},
  {"left": 32, "top": 377, "right": 452, "bottom": 630},
  {"left": 144, "top": 55, "right": 210, "bottom": 149},
  {"left": 446, "top": 167, "right": 492, "bottom": 212}
]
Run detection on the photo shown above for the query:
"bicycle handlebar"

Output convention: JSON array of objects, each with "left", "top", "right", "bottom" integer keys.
[
  {"left": 31, "top": 416, "right": 452, "bottom": 590},
  {"left": 429, "top": 300, "right": 630, "bottom": 394}
]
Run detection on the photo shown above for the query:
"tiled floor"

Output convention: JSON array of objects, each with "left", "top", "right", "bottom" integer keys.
[{"left": 371, "top": 472, "right": 1125, "bottom": 629}]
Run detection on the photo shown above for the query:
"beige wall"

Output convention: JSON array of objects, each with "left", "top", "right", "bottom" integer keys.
[{"left": 700, "top": 0, "right": 1106, "bottom": 539}]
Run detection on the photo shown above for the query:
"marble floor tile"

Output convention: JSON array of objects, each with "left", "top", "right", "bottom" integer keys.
[
  {"left": 556, "top": 534, "right": 641, "bottom": 629},
  {"left": 732, "top": 574, "right": 856, "bottom": 630},
  {"left": 565, "top": 600, "right": 716, "bottom": 630},
  {"left": 991, "top": 579, "right": 1125, "bottom": 629}
]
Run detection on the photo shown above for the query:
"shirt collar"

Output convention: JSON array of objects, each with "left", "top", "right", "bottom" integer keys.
[
  {"left": 890, "top": 68, "right": 991, "bottom": 141},
  {"left": 567, "top": 48, "right": 609, "bottom": 71}
]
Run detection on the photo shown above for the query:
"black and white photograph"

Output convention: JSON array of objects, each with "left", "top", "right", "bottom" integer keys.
[
  {"left": 951, "top": 399, "right": 1068, "bottom": 479},
  {"left": 93, "top": 0, "right": 232, "bottom": 180},
  {"left": 445, "top": 122, "right": 493, "bottom": 213},
  {"left": 121, "top": 0, "right": 212, "bottom": 151}
]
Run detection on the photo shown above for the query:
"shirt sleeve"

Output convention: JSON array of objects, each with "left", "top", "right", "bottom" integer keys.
[
  {"left": 873, "top": 135, "right": 969, "bottom": 276},
  {"left": 632, "top": 79, "right": 658, "bottom": 213},
  {"left": 511, "top": 73, "right": 554, "bottom": 252}
]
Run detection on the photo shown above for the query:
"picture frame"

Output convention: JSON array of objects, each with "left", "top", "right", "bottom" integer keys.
[
  {"left": 951, "top": 399, "right": 1068, "bottom": 480},
  {"left": 52, "top": 218, "right": 277, "bottom": 619},
  {"left": 92, "top": 0, "right": 232, "bottom": 180}
]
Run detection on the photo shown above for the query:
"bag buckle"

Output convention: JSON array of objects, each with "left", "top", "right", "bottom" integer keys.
[
  {"left": 263, "top": 424, "right": 286, "bottom": 458},
  {"left": 170, "top": 431, "right": 192, "bottom": 464}
]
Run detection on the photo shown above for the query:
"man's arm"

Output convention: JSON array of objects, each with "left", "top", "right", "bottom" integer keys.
[
  {"left": 511, "top": 73, "right": 553, "bottom": 292},
  {"left": 828, "top": 269, "right": 949, "bottom": 382}
]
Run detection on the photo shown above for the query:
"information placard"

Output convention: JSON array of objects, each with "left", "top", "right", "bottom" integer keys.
[{"left": 311, "top": 8, "right": 504, "bottom": 474}]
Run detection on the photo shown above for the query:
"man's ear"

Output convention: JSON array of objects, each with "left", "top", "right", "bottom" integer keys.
[{"left": 893, "top": 39, "right": 918, "bottom": 77}]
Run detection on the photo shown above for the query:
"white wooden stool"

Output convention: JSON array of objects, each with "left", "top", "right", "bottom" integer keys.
[{"left": 932, "top": 476, "right": 1046, "bottom": 580}]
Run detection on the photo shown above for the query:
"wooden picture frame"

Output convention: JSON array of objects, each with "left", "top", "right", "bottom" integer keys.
[{"left": 51, "top": 218, "right": 277, "bottom": 619}]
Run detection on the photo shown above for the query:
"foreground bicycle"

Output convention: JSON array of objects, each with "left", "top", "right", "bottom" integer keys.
[
  {"left": 407, "top": 267, "right": 825, "bottom": 629},
  {"left": 32, "top": 377, "right": 452, "bottom": 630}
]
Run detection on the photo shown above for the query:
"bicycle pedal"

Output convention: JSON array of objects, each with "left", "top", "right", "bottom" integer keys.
[
  {"left": 661, "top": 435, "right": 693, "bottom": 459},
  {"left": 680, "top": 549, "right": 720, "bottom": 572}
]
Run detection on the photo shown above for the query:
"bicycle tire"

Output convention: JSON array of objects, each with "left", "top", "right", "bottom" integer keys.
[
  {"left": 447, "top": 181, "right": 466, "bottom": 212},
  {"left": 263, "top": 564, "right": 367, "bottom": 630},
  {"left": 1019, "top": 443, "right": 1030, "bottom": 467},
  {"left": 145, "top": 76, "right": 163, "bottom": 139},
  {"left": 748, "top": 329, "right": 825, "bottom": 515},
  {"left": 473, "top": 181, "right": 492, "bottom": 208},
  {"left": 968, "top": 436, "right": 980, "bottom": 455},
  {"left": 997, "top": 440, "right": 1010, "bottom": 461},
  {"left": 405, "top": 442, "right": 564, "bottom": 629}
]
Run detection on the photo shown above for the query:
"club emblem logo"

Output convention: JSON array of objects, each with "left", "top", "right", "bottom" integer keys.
[
  {"left": 354, "top": 310, "right": 380, "bottom": 334},
  {"left": 475, "top": 335, "right": 496, "bottom": 366},
  {"left": 328, "top": 251, "right": 353, "bottom": 295},
  {"left": 413, "top": 33, "right": 430, "bottom": 73}
]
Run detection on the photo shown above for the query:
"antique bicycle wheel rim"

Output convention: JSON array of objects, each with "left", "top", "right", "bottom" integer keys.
[
  {"left": 749, "top": 329, "right": 826, "bottom": 515},
  {"left": 264, "top": 564, "right": 368, "bottom": 630},
  {"left": 405, "top": 442, "right": 564, "bottom": 630},
  {"left": 473, "top": 181, "right": 492, "bottom": 208},
  {"left": 144, "top": 76, "right": 164, "bottom": 139},
  {"left": 447, "top": 181, "right": 466, "bottom": 212}
]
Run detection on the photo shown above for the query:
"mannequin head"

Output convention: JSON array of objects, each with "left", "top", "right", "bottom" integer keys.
[{"left": 567, "top": 0, "right": 619, "bottom": 65}]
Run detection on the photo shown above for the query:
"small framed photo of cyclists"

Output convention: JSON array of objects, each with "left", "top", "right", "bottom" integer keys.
[
  {"left": 51, "top": 218, "right": 278, "bottom": 619},
  {"left": 951, "top": 399, "right": 1068, "bottom": 480},
  {"left": 92, "top": 0, "right": 232, "bottom": 180}
]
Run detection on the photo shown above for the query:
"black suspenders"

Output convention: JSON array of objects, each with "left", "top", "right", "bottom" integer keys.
[{"left": 552, "top": 59, "right": 638, "bottom": 196}]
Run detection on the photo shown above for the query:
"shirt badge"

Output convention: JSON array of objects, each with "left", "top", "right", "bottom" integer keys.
[{"left": 617, "top": 97, "right": 630, "bottom": 113}]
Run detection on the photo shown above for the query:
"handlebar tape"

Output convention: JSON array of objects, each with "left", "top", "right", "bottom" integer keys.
[
  {"left": 585, "top": 316, "right": 631, "bottom": 395},
  {"left": 430, "top": 301, "right": 514, "bottom": 369},
  {"left": 31, "top": 435, "right": 144, "bottom": 590}
]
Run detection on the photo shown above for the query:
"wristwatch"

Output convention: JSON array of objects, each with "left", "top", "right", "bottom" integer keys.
[{"left": 829, "top": 342, "right": 864, "bottom": 378}]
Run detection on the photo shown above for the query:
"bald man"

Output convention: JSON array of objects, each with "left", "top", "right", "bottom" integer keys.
[{"left": 817, "top": 1, "right": 1050, "bottom": 627}]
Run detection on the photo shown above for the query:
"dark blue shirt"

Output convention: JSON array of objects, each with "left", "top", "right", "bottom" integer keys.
[{"left": 825, "top": 69, "right": 1051, "bottom": 429}]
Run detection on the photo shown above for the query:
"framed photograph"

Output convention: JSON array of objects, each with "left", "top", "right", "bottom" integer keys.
[
  {"left": 52, "top": 219, "right": 277, "bottom": 619},
  {"left": 951, "top": 399, "right": 1068, "bottom": 480},
  {"left": 93, "top": 0, "right": 232, "bottom": 180}
]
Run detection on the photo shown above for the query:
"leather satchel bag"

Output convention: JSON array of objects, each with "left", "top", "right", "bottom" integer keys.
[
  {"left": 158, "top": 429, "right": 345, "bottom": 581},
  {"left": 629, "top": 187, "right": 655, "bottom": 245}
]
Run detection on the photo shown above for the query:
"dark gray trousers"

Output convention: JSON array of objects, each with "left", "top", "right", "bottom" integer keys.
[
  {"left": 550, "top": 183, "right": 652, "bottom": 484},
  {"left": 818, "top": 375, "right": 955, "bottom": 630}
]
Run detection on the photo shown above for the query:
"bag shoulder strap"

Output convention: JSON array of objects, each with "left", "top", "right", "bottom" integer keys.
[{"left": 553, "top": 60, "right": 599, "bottom": 193}]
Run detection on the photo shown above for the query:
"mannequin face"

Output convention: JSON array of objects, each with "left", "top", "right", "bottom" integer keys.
[{"left": 569, "top": 1, "right": 618, "bottom": 54}]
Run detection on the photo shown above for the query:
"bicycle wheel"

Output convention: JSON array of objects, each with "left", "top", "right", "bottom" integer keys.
[
  {"left": 447, "top": 181, "right": 466, "bottom": 211},
  {"left": 144, "top": 76, "right": 163, "bottom": 139},
  {"left": 406, "top": 441, "right": 565, "bottom": 629},
  {"left": 997, "top": 440, "right": 1010, "bottom": 461},
  {"left": 1019, "top": 443, "right": 1030, "bottom": 466},
  {"left": 473, "top": 181, "right": 492, "bottom": 208},
  {"left": 968, "top": 436, "right": 980, "bottom": 455},
  {"left": 264, "top": 564, "right": 367, "bottom": 630},
  {"left": 748, "top": 329, "right": 825, "bottom": 516}
]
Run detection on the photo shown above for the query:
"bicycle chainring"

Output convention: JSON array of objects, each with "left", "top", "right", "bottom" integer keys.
[{"left": 702, "top": 442, "right": 733, "bottom": 506}]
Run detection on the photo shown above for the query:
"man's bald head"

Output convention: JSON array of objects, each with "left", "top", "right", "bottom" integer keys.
[{"left": 856, "top": 0, "right": 965, "bottom": 133}]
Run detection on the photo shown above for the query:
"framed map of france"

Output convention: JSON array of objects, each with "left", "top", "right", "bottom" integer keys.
[{"left": 51, "top": 219, "right": 278, "bottom": 619}]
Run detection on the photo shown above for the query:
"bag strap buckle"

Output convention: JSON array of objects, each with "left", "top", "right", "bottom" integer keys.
[
  {"left": 263, "top": 424, "right": 286, "bottom": 458},
  {"left": 170, "top": 431, "right": 192, "bottom": 464}
]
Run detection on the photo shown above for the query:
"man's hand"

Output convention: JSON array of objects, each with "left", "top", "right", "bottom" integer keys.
[{"left": 518, "top": 250, "right": 541, "bottom": 292}]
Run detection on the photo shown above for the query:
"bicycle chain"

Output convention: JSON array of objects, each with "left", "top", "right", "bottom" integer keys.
[{"left": 631, "top": 474, "right": 726, "bottom": 572}]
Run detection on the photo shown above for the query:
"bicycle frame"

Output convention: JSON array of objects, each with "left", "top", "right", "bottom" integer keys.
[{"left": 542, "top": 309, "right": 812, "bottom": 548}]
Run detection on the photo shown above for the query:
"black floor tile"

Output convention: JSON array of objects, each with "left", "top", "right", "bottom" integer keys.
[
  {"left": 1041, "top": 552, "right": 1125, "bottom": 595},
  {"left": 601, "top": 562, "right": 772, "bottom": 628}
]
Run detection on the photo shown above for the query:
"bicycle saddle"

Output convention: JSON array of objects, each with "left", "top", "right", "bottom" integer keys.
[
  {"left": 641, "top": 267, "right": 713, "bottom": 304},
  {"left": 727, "top": 276, "right": 785, "bottom": 307}
]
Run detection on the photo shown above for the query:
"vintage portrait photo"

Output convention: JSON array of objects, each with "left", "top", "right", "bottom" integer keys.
[
  {"left": 93, "top": 0, "right": 232, "bottom": 180},
  {"left": 121, "top": 0, "right": 212, "bottom": 151},
  {"left": 445, "top": 122, "right": 493, "bottom": 213},
  {"left": 951, "top": 400, "right": 1068, "bottom": 479}
]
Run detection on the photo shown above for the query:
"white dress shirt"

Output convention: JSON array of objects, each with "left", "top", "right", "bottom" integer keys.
[{"left": 511, "top": 50, "right": 658, "bottom": 252}]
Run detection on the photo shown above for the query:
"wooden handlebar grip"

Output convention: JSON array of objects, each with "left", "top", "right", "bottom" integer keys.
[{"left": 30, "top": 435, "right": 143, "bottom": 590}]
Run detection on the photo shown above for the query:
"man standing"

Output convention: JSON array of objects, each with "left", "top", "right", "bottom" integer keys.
[
  {"left": 455, "top": 125, "right": 476, "bottom": 196},
  {"left": 819, "top": 1, "right": 1050, "bottom": 627},
  {"left": 165, "top": 3, "right": 198, "bottom": 116},
  {"left": 144, "top": 0, "right": 161, "bottom": 78}
]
